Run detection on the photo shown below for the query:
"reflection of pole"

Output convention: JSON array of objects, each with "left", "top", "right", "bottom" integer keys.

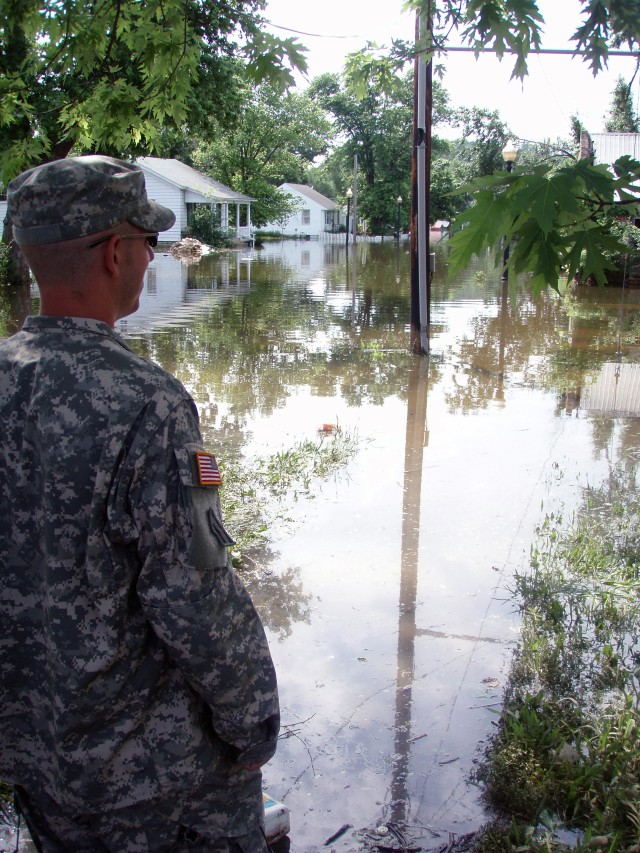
[
  {"left": 390, "top": 355, "right": 430, "bottom": 824},
  {"left": 351, "top": 244, "right": 357, "bottom": 326},
  {"left": 497, "top": 281, "right": 508, "bottom": 403},
  {"left": 410, "top": 9, "right": 432, "bottom": 355}
]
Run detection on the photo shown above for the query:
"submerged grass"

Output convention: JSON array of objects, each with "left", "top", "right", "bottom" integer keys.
[
  {"left": 475, "top": 466, "right": 640, "bottom": 852},
  {"left": 219, "top": 423, "right": 362, "bottom": 564}
]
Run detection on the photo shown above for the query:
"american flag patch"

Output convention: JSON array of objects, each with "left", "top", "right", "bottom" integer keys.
[{"left": 195, "top": 452, "right": 223, "bottom": 486}]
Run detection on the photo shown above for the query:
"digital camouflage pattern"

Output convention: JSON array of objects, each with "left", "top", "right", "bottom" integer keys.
[
  {"left": 7, "top": 156, "right": 176, "bottom": 246},
  {"left": 0, "top": 316, "right": 279, "bottom": 838}
]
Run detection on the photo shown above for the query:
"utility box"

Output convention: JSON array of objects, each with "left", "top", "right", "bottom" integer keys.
[{"left": 263, "top": 792, "right": 290, "bottom": 843}]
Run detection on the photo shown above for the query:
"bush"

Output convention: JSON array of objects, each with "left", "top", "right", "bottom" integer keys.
[
  {"left": 185, "top": 206, "right": 232, "bottom": 248},
  {"left": 0, "top": 242, "right": 10, "bottom": 284}
]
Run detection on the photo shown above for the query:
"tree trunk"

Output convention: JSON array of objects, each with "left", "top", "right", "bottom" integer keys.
[
  {"left": 1, "top": 214, "right": 31, "bottom": 289},
  {"left": 1, "top": 145, "right": 74, "bottom": 289},
  {"left": 1, "top": 278, "right": 32, "bottom": 333}
]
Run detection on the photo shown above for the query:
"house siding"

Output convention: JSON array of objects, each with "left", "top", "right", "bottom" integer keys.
[
  {"left": 263, "top": 184, "right": 338, "bottom": 238},
  {"left": 590, "top": 132, "right": 640, "bottom": 164},
  {"left": 1, "top": 158, "right": 254, "bottom": 246},
  {"left": 137, "top": 169, "right": 184, "bottom": 242}
]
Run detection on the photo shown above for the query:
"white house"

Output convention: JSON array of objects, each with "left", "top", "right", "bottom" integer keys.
[
  {"left": 263, "top": 183, "right": 339, "bottom": 238},
  {"left": 1, "top": 158, "right": 254, "bottom": 244},
  {"left": 135, "top": 157, "right": 254, "bottom": 243},
  {"left": 579, "top": 131, "right": 640, "bottom": 164}
]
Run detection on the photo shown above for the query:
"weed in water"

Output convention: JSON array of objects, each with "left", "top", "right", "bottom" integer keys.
[
  {"left": 479, "top": 462, "right": 640, "bottom": 850},
  {"left": 219, "top": 424, "right": 362, "bottom": 562}
]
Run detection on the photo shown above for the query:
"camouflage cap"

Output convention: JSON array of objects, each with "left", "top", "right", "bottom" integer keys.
[{"left": 8, "top": 155, "right": 176, "bottom": 246}]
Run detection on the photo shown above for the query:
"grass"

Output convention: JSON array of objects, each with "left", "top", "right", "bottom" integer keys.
[
  {"left": 218, "top": 423, "right": 362, "bottom": 564},
  {"left": 474, "top": 466, "right": 640, "bottom": 852}
]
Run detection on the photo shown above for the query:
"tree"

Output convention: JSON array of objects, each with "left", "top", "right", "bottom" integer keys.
[
  {"left": 0, "top": 1, "right": 307, "bottom": 183},
  {"left": 449, "top": 106, "right": 512, "bottom": 185},
  {"left": 309, "top": 67, "right": 452, "bottom": 234},
  {"left": 427, "top": 1, "right": 640, "bottom": 291},
  {"left": 190, "top": 83, "right": 332, "bottom": 227},
  {"left": 604, "top": 76, "right": 639, "bottom": 132},
  {"left": 0, "top": 0, "right": 307, "bottom": 283},
  {"left": 414, "top": 0, "right": 640, "bottom": 81},
  {"left": 345, "top": 2, "right": 640, "bottom": 290},
  {"left": 447, "top": 156, "right": 640, "bottom": 294}
]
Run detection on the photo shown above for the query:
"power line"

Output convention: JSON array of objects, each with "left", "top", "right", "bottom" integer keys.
[{"left": 267, "top": 21, "right": 361, "bottom": 39}]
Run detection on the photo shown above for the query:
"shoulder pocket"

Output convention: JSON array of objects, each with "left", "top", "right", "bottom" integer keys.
[{"left": 174, "top": 445, "right": 236, "bottom": 569}]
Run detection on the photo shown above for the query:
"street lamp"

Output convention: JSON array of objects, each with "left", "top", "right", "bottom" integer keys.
[
  {"left": 345, "top": 187, "right": 353, "bottom": 247},
  {"left": 501, "top": 142, "right": 518, "bottom": 280},
  {"left": 396, "top": 195, "right": 402, "bottom": 241},
  {"left": 501, "top": 141, "right": 518, "bottom": 172}
]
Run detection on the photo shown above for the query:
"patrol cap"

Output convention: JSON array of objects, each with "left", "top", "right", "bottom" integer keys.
[{"left": 7, "top": 155, "right": 176, "bottom": 246}]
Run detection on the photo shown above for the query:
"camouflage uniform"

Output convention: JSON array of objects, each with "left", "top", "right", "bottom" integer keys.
[{"left": 0, "top": 315, "right": 279, "bottom": 851}]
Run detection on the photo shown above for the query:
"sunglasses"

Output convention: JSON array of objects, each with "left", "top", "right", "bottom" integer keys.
[{"left": 87, "top": 233, "right": 159, "bottom": 249}]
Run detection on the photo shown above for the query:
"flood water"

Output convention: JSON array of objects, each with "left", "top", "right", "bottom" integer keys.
[{"left": 3, "top": 236, "right": 640, "bottom": 851}]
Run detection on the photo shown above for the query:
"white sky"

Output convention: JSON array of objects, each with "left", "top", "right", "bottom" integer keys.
[{"left": 263, "top": 0, "right": 640, "bottom": 143}]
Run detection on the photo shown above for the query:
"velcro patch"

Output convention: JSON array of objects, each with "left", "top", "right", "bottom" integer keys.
[{"left": 195, "top": 452, "right": 223, "bottom": 486}]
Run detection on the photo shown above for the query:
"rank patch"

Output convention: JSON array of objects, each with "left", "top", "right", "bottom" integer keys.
[{"left": 195, "top": 452, "right": 223, "bottom": 486}]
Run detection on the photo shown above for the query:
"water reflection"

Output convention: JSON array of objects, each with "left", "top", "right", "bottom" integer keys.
[
  {"left": 2, "top": 240, "right": 640, "bottom": 851},
  {"left": 391, "top": 354, "right": 429, "bottom": 825}
]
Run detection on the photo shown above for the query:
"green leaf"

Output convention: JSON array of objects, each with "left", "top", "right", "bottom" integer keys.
[
  {"left": 447, "top": 190, "right": 510, "bottom": 277},
  {"left": 565, "top": 226, "right": 626, "bottom": 286},
  {"left": 508, "top": 174, "right": 560, "bottom": 235}
]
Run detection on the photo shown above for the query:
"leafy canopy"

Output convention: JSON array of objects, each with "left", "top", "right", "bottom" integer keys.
[
  {"left": 406, "top": 0, "right": 640, "bottom": 79},
  {"left": 191, "top": 83, "right": 332, "bottom": 227},
  {"left": 351, "top": 1, "right": 640, "bottom": 290},
  {"left": 0, "top": 0, "right": 308, "bottom": 183},
  {"left": 448, "top": 157, "right": 640, "bottom": 295}
]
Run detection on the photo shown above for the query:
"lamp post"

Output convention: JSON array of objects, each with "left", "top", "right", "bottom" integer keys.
[
  {"left": 501, "top": 141, "right": 518, "bottom": 280},
  {"left": 396, "top": 195, "right": 402, "bottom": 240},
  {"left": 345, "top": 187, "right": 353, "bottom": 247}
]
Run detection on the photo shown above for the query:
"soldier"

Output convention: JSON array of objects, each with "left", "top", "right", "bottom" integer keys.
[{"left": 0, "top": 156, "right": 280, "bottom": 852}]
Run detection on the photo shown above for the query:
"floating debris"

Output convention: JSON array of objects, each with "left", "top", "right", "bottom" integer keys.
[
  {"left": 324, "top": 823, "right": 352, "bottom": 845},
  {"left": 356, "top": 820, "right": 423, "bottom": 852}
]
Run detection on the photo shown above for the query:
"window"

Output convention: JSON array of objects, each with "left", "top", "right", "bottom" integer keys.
[{"left": 301, "top": 209, "right": 310, "bottom": 225}]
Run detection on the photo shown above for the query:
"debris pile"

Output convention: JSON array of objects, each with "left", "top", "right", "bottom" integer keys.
[{"left": 170, "top": 237, "right": 205, "bottom": 260}]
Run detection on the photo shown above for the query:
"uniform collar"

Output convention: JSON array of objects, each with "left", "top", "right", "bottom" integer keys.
[{"left": 21, "top": 315, "right": 134, "bottom": 351}]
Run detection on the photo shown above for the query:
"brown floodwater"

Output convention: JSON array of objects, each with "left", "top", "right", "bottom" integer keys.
[{"left": 2, "top": 236, "right": 640, "bottom": 851}]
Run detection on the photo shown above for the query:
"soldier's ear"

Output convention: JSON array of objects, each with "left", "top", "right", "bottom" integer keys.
[{"left": 102, "top": 234, "right": 122, "bottom": 277}]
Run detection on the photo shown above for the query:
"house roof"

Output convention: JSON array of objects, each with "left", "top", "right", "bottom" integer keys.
[
  {"left": 281, "top": 183, "right": 337, "bottom": 210},
  {"left": 136, "top": 157, "right": 254, "bottom": 203},
  {"left": 590, "top": 133, "right": 640, "bottom": 164}
]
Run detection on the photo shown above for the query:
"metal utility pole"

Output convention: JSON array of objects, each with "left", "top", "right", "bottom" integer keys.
[
  {"left": 409, "top": 9, "right": 432, "bottom": 355},
  {"left": 352, "top": 155, "right": 358, "bottom": 245},
  {"left": 345, "top": 188, "right": 352, "bottom": 247}
]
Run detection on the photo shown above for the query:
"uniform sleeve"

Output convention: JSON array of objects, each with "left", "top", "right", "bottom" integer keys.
[{"left": 128, "top": 398, "right": 280, "bottom": 767}]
